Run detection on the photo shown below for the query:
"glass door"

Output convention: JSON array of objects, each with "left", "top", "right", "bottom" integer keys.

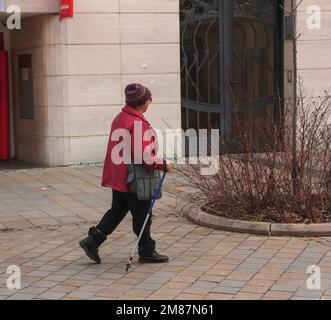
[{"left": 231, "top": 0, "right": 283, "bottom": 151}]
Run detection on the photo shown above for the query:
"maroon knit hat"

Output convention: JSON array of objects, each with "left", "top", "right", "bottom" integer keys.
[{"left": 125, "top": 83, "right": 152, "bottom": 107}]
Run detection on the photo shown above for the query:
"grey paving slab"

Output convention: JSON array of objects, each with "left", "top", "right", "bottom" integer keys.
[
  {"left": 270, "top": 283, "right": 300, "bottom": 292},
  {"left": 211, "top": 286, "right": 240, "bottom": 294},
  {"left": 135, "top": 282, "right": 163, "bottom": 290},
  {"left": 219, "top": 279, "right": 247, "bottom": 288},
  {"left": 0, "top": 166, "right": 331, "bottom": 300}
]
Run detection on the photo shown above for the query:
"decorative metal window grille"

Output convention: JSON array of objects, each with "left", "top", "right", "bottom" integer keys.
[
  {"left": 233, "top": 0, "right": 277, "bottom": 25},
  {"left": 180, "top": 0, "right": 283, "bottom": 151}
]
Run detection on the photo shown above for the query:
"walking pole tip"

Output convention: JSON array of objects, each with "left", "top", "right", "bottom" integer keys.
[{"left": 126, "top": 256, "right": 133, "bottom": 272}]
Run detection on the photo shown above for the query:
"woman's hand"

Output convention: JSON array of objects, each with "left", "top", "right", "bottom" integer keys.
[{"left": 166, "top": 161, "right": 174, "bottom": 172}]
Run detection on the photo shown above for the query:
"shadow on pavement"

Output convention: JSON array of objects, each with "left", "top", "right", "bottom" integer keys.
[{"left": 0, "top": 159, "right": 43, "bottom": 171}]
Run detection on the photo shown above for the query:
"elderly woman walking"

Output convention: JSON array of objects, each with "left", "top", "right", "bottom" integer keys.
[{"left": 79, "top": 83, "right": 172, "bottom": 264}]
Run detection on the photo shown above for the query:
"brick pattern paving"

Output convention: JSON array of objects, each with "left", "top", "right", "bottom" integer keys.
[{"left": 0, "top": 166, "right": 331, "bottom": 300}]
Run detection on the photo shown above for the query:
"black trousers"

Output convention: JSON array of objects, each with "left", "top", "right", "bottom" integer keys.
[{"left": 97, "top": 190, "right": 155, "bottom": 255}]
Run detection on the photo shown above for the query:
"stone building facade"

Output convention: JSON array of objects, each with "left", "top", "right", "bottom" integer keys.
[{"left": 0, "top": 0, "right": 329, "bottom": 166}]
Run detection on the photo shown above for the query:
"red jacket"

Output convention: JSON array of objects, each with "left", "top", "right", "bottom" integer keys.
[{"left": 101, "top": 105, "right": 164, "bottom": 192}]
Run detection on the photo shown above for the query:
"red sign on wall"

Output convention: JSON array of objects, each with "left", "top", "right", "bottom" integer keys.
[{"left": 60, "top": 0, "right": 74, "bottom": 19}]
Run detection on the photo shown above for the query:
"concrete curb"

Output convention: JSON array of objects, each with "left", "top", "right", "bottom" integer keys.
[{"left": 185, "top": 205, "right": 331, "bottom": 237}]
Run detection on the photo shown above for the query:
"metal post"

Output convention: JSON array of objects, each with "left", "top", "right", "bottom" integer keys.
[{"left": 219, "top": 0, "right": 233, "bottom": 148}]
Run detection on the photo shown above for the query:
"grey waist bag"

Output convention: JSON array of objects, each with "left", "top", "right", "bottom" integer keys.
[{"left": 127, "top": 164, "right": 162, "bottom": 201}]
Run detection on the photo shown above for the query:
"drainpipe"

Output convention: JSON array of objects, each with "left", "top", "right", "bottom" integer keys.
[{"left": 291, "top": 0, "right": 300, "bottom": 198}]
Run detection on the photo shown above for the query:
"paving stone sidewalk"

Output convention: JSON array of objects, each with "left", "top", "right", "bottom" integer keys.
[{"left": 0, "top": 165, "right": 331, "bottom": 300}]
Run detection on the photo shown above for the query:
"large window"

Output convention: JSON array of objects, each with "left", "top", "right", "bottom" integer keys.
[{"left": 180, "top": 0, "right": 283, "bottom": 151}]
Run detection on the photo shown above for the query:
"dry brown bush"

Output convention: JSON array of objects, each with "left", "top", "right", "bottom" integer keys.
[{"left": 178, "top": 85, "right": 331, "bottom": 223}]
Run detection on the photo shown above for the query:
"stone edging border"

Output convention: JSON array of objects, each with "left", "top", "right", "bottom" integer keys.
[{"left": 184, "top": 205, "right": 331, "bottom": 237}]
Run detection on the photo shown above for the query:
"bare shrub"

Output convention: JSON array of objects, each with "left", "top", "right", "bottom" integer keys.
[{"left": 178, "top": 85, "right": 331, "bottom": 223}]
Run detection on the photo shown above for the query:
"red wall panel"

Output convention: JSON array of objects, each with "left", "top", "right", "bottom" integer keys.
[{"left": 0, "top": 50, "right": 10, "bottom": 160}]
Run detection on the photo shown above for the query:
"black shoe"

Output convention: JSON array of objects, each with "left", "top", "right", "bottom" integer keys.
[
  {"left": 79, "top": 227, "right": 107, "bottom": 264},
  {"left": 138, "top": 251, "right": 169, "bottom": 264}
]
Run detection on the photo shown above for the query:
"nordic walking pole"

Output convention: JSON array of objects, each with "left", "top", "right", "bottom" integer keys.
[{"left": 125, "top": 169, "right": 167, "bottom": 272}]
